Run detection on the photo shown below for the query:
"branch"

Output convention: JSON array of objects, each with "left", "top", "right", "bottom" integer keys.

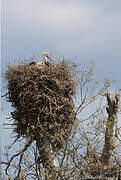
[{"left": 1, "top": 139, "right": 33, "bottom": 179}]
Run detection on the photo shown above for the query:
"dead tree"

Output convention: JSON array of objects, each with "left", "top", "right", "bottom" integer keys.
[{"left": 100, "top": 93, "right": 120, "bottom": 167}]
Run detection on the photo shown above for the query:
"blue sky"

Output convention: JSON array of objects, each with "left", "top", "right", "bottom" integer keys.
[{"left": 1, "top": 0, "right": 121, "bottom": 163}]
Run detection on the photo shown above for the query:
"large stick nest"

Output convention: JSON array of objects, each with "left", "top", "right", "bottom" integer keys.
[{"left": 5, "top": 61, "right": 77, "bottom": 150}]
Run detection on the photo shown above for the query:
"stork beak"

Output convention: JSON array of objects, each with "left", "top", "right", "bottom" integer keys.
[{"left": 46, "top": 55, "right": 54, "bottom": 62}]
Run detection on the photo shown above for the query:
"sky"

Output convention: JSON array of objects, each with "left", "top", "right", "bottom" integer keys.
[
  {"left": 2, "top": 1, "right": 121, "bottom": 79},
  {"left": 1, "top": 0, "right": 121, "bottom": 170}
]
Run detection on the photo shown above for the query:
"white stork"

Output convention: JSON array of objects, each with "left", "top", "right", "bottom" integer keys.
[
  {"left": 29, "top": 53, "right": 54, "bottom": 66},
  {"left": 36, "top": 53, "right": 54, "bottom": 66}
]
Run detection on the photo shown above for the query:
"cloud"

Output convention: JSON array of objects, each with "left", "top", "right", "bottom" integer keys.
[
  {"left": 4, "top": 0, "right": 121, "bottom": 46},
  {"left": 6, "top": 0, "right": 98, "bottom": 32}
]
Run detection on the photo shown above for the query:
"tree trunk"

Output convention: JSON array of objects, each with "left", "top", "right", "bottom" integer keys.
[
  {"left": 100, "top": 93, "right": 120, "bottom": 167},
  {"left": 36, "top": 138, "right": 57, "bottom": 180}
]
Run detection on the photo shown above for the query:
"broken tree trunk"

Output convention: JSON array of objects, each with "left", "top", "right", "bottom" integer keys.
[{"left": 100, "top": 93, "right": 120, "bottom": 167}]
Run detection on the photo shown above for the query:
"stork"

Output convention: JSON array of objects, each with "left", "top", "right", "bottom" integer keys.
[{"left": 29, "top": 53, "right": 54, "bottom": 66}]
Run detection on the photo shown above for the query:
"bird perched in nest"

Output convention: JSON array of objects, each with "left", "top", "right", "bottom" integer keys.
[
  {"left": 43, "top": 52, "right": 54, "bottom": 64},
  {"left": 29, "top": 52, "right": 54, "bottom": 66}
]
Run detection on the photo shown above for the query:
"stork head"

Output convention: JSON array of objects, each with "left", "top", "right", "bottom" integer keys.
[
  {"left": 42, "top": 52, "right": 54, "bottom": 62},
  {"left": 43, "top": 52, "right": 48, "bottom": 57}
]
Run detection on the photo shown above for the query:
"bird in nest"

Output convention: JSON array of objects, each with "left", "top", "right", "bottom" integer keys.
[{"left": 29, "top": 52, "right": 54, "bottom": 66}]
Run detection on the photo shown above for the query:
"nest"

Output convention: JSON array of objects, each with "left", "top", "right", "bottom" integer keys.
[{"left": 5, "top": 61, "right": 76, "bottom": 150}]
